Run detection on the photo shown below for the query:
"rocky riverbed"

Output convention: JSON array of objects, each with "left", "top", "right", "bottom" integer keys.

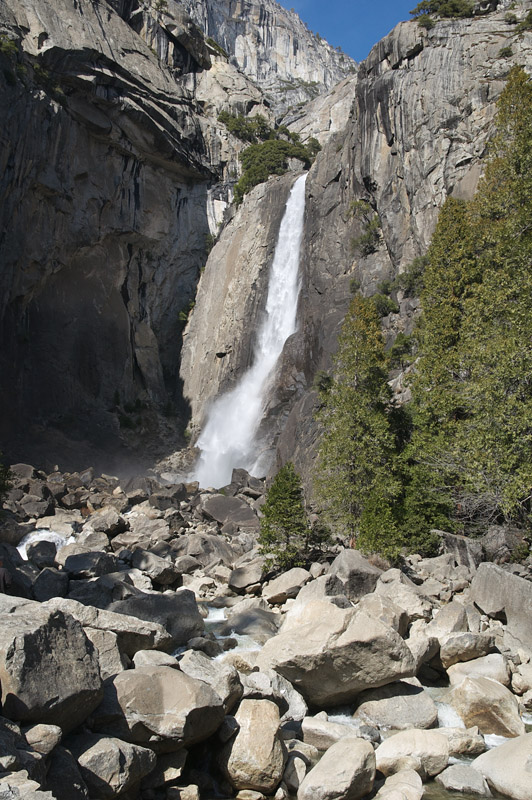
[{"left": 0, "top": 462, "right": 532, "bottom": 799}]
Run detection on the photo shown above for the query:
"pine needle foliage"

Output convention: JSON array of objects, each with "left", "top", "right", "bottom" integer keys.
[{"left": 259, "top": 462, "right": 328, "bottom": 570}]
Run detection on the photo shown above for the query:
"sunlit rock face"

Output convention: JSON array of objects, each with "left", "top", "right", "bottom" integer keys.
[{"left": 178, "top": 0, "right": 356, "bottom": 116}]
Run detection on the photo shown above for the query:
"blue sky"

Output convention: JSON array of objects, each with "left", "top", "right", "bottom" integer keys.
[{"left": 277, "top": 0, "right": 416, "bottom": 62}]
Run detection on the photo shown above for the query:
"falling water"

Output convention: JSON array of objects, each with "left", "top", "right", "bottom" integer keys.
[{"left": 194, "top": 173, "right": 307, "bottom": 488}]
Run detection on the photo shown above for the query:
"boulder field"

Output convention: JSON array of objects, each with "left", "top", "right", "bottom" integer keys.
[{"left": 0, "top": 462, "right": 532, "bottom": 799}]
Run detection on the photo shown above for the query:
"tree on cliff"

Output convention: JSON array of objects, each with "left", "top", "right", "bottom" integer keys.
[
  {"left": 314, "top": 294, "right": 403, "bottom": 560},
  {"left": 404, "top": 66, "right": 532, "bottom": 535},
  {"left": 259, "top": 462, "right": 328, "bottom": 569}
]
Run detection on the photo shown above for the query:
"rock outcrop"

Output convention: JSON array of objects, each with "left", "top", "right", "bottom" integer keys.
[{"left": 178, "top": 0, "right": 356, "bottom": 116}]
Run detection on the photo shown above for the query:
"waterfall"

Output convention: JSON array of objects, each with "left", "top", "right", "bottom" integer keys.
[{"left": 193, "top": 173, "right": 307, "bottom": 489}]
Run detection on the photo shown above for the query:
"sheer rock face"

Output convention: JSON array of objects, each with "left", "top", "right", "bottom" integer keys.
[
  {"left": 275, "top": 8, "right": 532, "bottom": 487},
  {"left": 0, "top": 0, "right": 219, "bottom": 465},
  {"left": 177, "top": 0, "right": 356, "bottom": 116}
]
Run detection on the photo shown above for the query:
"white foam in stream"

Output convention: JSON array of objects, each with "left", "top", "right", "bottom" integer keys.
[{"left": 17, "top": 529, "right": 75, "bottom": 560}]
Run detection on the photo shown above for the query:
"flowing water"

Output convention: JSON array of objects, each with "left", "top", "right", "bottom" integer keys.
[{"left": 193, "top": 173, "right": 308, "bottom": 489}]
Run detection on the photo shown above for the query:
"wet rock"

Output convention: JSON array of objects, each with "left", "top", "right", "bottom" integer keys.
[
  {"left": 219, "top": 598, "right": 281, "bottom": 644},
  {"left": 26, "top": 540, "right": 57, "bottom": 569},
  {"left": 297, "top": 736, "right": 375, "bottom": 800}
]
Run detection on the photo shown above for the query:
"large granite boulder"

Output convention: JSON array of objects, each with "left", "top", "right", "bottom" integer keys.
[
  {"left": 435, "top": 764, "right": 491, "bottom": 797},
  {"left": 68, "top": 734, "right": 156, "bottom": 798},
  {"left": 471, "top": 733, "right": 532, "bottom": 800},
  {"left": 201, "top": 494, "right": 259, "bottom": 529},
  {"left": 263, "top": 568, "right": 311, "bottom": 604},
  {"left": 219, "top": 699, "right": 285, "bottom": 794},
  {"left": 374, "top": 769, "right": 423, "bottom": 800},
  {"left": 446, "top": 676, "right": 525, "bottom": 737},
  {"left": 354, "top": 678, "right": 438, "bottom": 730},
  {"left": 471, "top": 563, "right": 532, "bottom": 650},
  {"left": 43, "top": 597, "right": 174, "bottom": 655},
  {"left": 90, "top": 666, "right": 225, "bottom": 749},
  {"left": 256, "top": 605, "right": 415, "bottom": 706},
  {"left": 297, "top": 736, "right": 376, "bottom": 800},
  {"left": 0, "top": 596, "right": 102, "bottom": 731},
  {"left": 108, "top": 588, "right": 204, "bottom": 647},
  {"left": 329, "top": 549, "right": 382, "bottom": 601},
  {"left": 375, "top": 569, "right": 433, "bottom": 622},
  {"left": 178, "top": 649, "right": 243, "bottom": 713},
  {"left": 447, "top": 653, "right": 511, "bottom": 687},
  {"left": 375, "top": 729, "right": 449, "bottom": 778}
]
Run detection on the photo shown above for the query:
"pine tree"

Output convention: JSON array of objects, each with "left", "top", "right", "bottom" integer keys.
[
  {"left": 405, "top": 67, "right": 532, "bottom": 535},
  {"left": 259, "top": 462, "right": 324, "bottom": 570},
  {"left": 315, "top": 294, "right": 402, "bottom": 559}
]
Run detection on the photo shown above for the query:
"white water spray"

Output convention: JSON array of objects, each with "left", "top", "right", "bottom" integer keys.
[{"left": 194, "top": 173, "right": 307, "bottom": 488}]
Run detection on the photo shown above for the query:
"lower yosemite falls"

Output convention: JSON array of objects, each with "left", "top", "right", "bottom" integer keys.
[{"left": 193, "top": 174, "right": 307, "bottom": 488}]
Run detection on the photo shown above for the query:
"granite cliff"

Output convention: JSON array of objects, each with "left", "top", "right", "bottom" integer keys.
[{"left": 180, "top": 0, "right": 532, "bottom": 486}]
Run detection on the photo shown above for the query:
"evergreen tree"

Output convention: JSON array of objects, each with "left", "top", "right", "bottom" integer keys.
[
  {"left": 315, "top": 294, "right": 402, "bottom": 559},
  {"left": 259, "top": 462, "right": 326, "bottom": 569},
  {"left": 405, "top": 67, "right": 532, "bottom": 535}
]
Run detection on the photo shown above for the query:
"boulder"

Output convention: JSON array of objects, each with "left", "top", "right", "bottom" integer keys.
[
  {"left": 172, "top": 532, "right": 236, "bottom": 568},
  {"left": 140, "top": 750, "right": 187, "bottom": 790},
  {"left": 354, "top": 678, "right": 438, "bottom": 730},
  {"left": 435, "top": 764, "right": 491, "bottom": 796},
  {"left": 90, "top": 666, "right": 225, "bottom": 749},
  {"left": 68, "top": 733, "right": 156, "bottom": 798},
  {"left": 446, "top": 676, "right": 525, "bottom": 737},
  {"left": 301, "top": 716, "right": 355, "bottom": 751},
  {"left": 438, "top": 531, "right": 484, "bottom": 571},
  {"left": 219, "top": 699, "right": 285, "bottom": 794},
  {"left": 55, "top": 544, "right": 119, "bottom": 578},
  {"left": 426, "top": 600, "right": 469, "bottom": 637},
  {"left": 132, "top": 650, "right": 179, "bottom": 668},
  {"left": 471, "top": 563, "right": 532, "bottom": 650},
  {"left": 374, "top": 770, "right": 423, "bottom": 800},
  {"left": 440, "top": 632, "right": 495, "bottom": 669},
  {"left": 26, "top": 540, "right": 57, "bottom": 569},
  {"left": 84, "top": 628, "right": 129, "bottom": 680},
  {"left": 178, "top": 649, "right": 243, "bottom": 713},
  {"left": 289, "top": 573, "right": 347, "bottom": 609},
  {"left": 43, "top": 597, "right": 174, "bottom": 655},
  {"left": 471, "top": 733, "right": 532, "bottom": 800},
  {"left": 256, "top": 606, "right": 415, "bottom": 707},
  {"left": 329, "top": 549, "right": 382, "bottom": 601},
  {"left": 447, "top": 653, "right": 511, "bottom": 687},
  {"left": 32, "top": 567, "right": 69, "bottom": 601},
  {"left": 0, "top": 770, "right": 55, "bottom": 799},
  {"left": 355, "top": 593, "right": 409, "bottom": 637},
  {"left": 437, "top": 726, "right": 486, "bottom": 758},
  {"left": 108, "top": 588, "right": 204, "bottom": 647},
  {"left": 375, "top": 569, "right": 433, "bottom": 622},
  {"left": 23, "top": 724, "right": 62, "bottom": 756},
  {"left": 219, "top": 598, "right": 281, "bottom": 644},
  {"left": 0, "top": 596, "right": 103, "bottom": 731},
  {"left": 229, "top": 560, "right": 265, "bottom": 593},
  {"left": 130, "top": 548, "right": 180, "bottom": 585},
  {"left": 44, "top": 745, "right": 90, "bottom": 799},
  {"left": 263, "top": 568, "right": 311, "bottom": 604},
  {"left": 375, "top": 729, "right": 449, "bottom": 778},
  {"left": 201, "top": 494, "right": 259, "bottom": 529},
  {"left": 297, "top": 736, "right": 376, "bottom": 800}
]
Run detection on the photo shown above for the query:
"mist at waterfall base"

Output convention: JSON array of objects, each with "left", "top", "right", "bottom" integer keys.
[{"left": 193, "top": 173, "right": 307, "bottom": 489}]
